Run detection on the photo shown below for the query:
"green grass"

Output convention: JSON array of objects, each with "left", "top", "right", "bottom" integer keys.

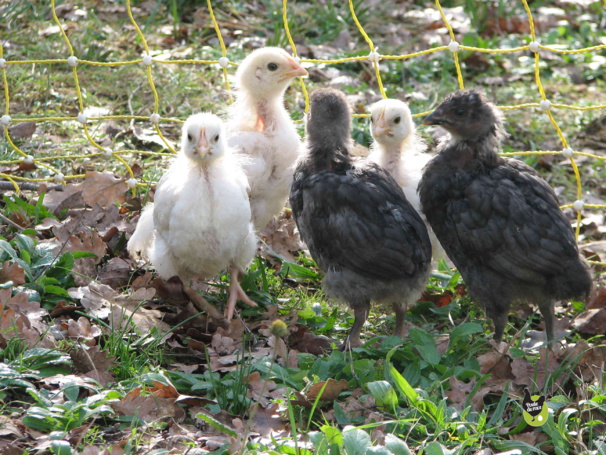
[{"left": 1, "top": 0, "right": 606, "bottom": 453}]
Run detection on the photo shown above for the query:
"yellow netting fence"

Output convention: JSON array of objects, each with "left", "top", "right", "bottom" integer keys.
[{"left": 1, "top": 0, "right": 605, "bottom": 268}]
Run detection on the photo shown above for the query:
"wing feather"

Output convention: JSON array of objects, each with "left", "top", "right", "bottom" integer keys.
[
  {"left": 444, "top": 159, "right": 577, "bottom": 282},
  {"left": 291, "top": 163, "right": 431, "bottom": 281}
]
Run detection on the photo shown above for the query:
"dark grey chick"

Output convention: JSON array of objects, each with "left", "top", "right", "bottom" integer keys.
[
  {"left": 418, "top": 89, "right": 592, "bottom": 343},
  {"left": 290, "top": 88, "right": 432, "bottom": 348}
]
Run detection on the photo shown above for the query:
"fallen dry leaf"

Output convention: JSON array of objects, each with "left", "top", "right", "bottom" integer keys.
[
  {"left": 66, "top": 316, "right": 102, "bottom": 345},
  {"left": 421, "top": 290, "right": 454, "bottom": 307},
  {"left": 82, "top": 171, "right": 128, "bottom": 207},
  {"left": 573, "top": 308, "right": 606, "bottom": 335},
  {"left": 112, "top": 288, "right": 168, "bottom": 334},
  {"left": 0, "top": 439, "right": 25, "bottom": 455},
  {"left": 112, "top": 382, "right": 185, "bottom": 423},
  {"left": 478, "top": 348, "right": 513, "bottom": 379},
  {"left": 170, "top": 363, "right": 200, "bottom": 374},
  {"left": 247, "top": 371, "right": 282, "bottom": 407},
  {"left": 209, "top": 347, "right": 272, "bottom": 373},
  {"left": 68, "top": 282, "right": 116, "bottom": 319},
  {"left": 64, "top": 231, "right": 107, "bottom": 264},
  {"left": 588, "top": 287, "right": 606, "bottom": 310},
  {"left": 60, "top": 230, "right": 108, "bottom": 286},
  {"left": 511, "top": 348, "right": 560, "bottom": 389},
  {"left": 469, "top": 379, "right": 509, "bottom": 412},
  {"left": 49, "top": 301, "right": 78, "bottom": 318},
  {"left": 260, "top": 212, "right": 304, "bottom": 264},
  {"left": 0, "top": 289, "right": 53, "bottom": 349},
  {"left": 0, "top": 261, "right": 26, "bottom": 286},
  {"left": 0, "top": 416, "right": 25, "bottom": 439},
  {"left": 340, "top": 389, "right": 375, "bottom": 418},
  {"left": 98, "top": 257, "right": 135, "bottom": 289},
  {"left": 48, "top": 204, "right": 123, "bottom": 244},
  {"left": 70, "top": 345, "right": 116, "bottom": 386},
  {"left": 0, "top": 308, "right": 48, "bottom": 349},
  {"left": 213, "top": 318, "right": 247, "bottom": 345},
  {"left": 131, "top": 272, "right": 154, "bottom": 289},
  {"left": 446, "top": 376, "right": 476, "bottom": 408},
  {"left": 41, "top": 373, "right": 100, "bottom": 390},
  {"left": 43, "top": 183, "right": 86, "bottom": 215},
  {"left": 247, "top": 402, "right": 288, "bottom": 438},
  {"left": 306, "top": 378, "right": 349, "bottom": 402},
  {"left": 566, "top": 340, "right": 606, "bottom": 383},
  {"left": 288, "top": 325, "right": 333, "bottom": 355},
  {"left": 510, "top": 430, "right": 549, "bottom": 447},
  {"left": 8, "top": 122, "right": 36, "bottom": 140},
  {"left": 268, "top": 333, "right": 289, "bottom": 362}
]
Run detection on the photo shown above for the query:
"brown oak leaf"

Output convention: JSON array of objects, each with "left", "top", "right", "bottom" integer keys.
[
  {"left": 0, "top": 261, "right": 26, "bottom": 285},
  {"left": 66, "top": 317, "right": 102, "bottom": 345},
  {"left": 82, "top": 171, "right": 128, "bottom": 207}
]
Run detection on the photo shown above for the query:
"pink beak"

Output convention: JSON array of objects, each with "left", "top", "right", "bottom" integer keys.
[
  {"left": 280, "top": 57, "right": 308, "bottom": 80},
  {"left": 195, "top": 127, "right": 210, "bottom": 156},
  {"left": 373, "top": 109, "right": 392, "bottom": 137}
]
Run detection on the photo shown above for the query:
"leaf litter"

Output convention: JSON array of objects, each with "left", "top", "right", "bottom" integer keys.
[{"left": 1, "top": 0, "right": 606, "bottom": 450}]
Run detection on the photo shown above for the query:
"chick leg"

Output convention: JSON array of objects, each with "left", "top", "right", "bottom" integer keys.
[
  {"left": 392, "top": 301, "right": 408, "bottom": 338},
  {"left": 225, "top": 266, "right": 257, "bottom": 320},
  {"left": 182, "top": 282, "right": 225, "bottom": 322},
  {"left": 487, "top": 306, "right": 508, "bottom": 343},
  {"left": 537, "top": 300, "right": 556, "bottom": 343},
  {"left": 343, "top": 300, "right": 370, "bottom": 350}
]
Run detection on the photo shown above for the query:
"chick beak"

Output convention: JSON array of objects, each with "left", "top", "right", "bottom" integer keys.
[
  {"left": 423, "top": 108, "right": 447, "bottom": 126},
  {"left": 195, "top": 128, "right": 210, "bottom": 157},
  {"left": 373, "top": 108, "right": 392, "bottom": 137},
  {"left": 280, "top": 57, "right": 308, "bottom": 80}
]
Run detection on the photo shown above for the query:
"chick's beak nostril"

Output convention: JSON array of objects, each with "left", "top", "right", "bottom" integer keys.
[
  {"left": 282, "top": 58, "right": 308, "bottom": 79},
  {"left": 373, "top": 125, "right": 391, "bottom": 137},
  {"left": 287, "top": 57, "right": 300, "bottom": 69},
  {"left": 423, "top": 110, "right": 447, "bottom": 126},
  {"left": 374, "top": 109, "right": 390, "bottom": 134},
  {"left": 197, "top": 128, "right": 209, "bottom": 152}
]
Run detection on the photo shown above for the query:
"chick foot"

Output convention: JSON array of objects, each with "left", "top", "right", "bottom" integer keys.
[{"left": 182, "top": 282, "right": 226, "bottom": 324}]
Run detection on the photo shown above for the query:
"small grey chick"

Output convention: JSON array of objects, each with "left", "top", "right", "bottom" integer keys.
[
  {"left": 290, "top": 88, "right": 432, "bottom": 348},
  {"left": 418, "top": 89, "right": 592, "bottom": 343}
]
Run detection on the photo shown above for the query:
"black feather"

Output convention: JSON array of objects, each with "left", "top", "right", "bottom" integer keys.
[
  {"left": 419, "top": 89, "right": 592, "bottom": 342},
  {"left": 291, "top": 88, "right": 432, "bottom": 347}
]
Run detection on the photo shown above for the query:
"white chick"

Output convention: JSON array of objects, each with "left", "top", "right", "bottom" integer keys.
[
  {"left": 227, "top": 47, "right": 308, "bottom": 231},
  {"left": 367, "top": 99, "right": 445, "bottom": 261},
  {"left": 128, "top": 113, "right": 257, "bottom": 320}
]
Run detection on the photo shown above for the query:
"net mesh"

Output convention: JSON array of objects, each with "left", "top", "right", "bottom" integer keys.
[{"left": 1, "top": 0, "right": 605, "bottom": 267}]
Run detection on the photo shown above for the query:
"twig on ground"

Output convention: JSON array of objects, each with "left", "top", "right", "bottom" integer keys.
[
  {"left": 0, "top": 212, "right": 24, "bottom": 231},
  {"left": 0, "top": 181, "right": 64, "bottom": 192}
]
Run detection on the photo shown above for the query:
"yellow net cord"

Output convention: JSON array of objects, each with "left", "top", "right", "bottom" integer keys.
[{"left": 1, "top": 1, "right": 605, "bottom": 267}]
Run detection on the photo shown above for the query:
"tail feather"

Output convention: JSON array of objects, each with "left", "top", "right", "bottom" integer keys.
[{"left": 127, "top": 203, "right": 155, "bottom": 260}]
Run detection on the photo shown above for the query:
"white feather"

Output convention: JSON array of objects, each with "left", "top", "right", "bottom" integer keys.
[
  {"left": 367, "top": 99, "right": 446, "bottom": 261},
  {"left": 126, "top": 202, "right": 155, "bottom": 260},
  {"left": 227, "top": 47, "right": 306, "bottom": 230},
  {"left": 128, "top": 113, "right": 257, "bottom": 281}
]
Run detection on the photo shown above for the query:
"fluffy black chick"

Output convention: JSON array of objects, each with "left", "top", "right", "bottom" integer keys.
[
  {"left": 418, "top": 89, "right": 592, "bottom": 343},
  {"left": 290, "top": 88, "right": 432, "bottom": 348}
]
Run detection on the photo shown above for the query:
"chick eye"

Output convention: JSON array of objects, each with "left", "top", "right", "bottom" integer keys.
[
  {"left": 394, "top": 116, "right": 401, "bottom": 124},
  {"left": 267, "top": 62, "right": 278, "bottom": 71},
  {"left": 455, "top": 108, "right": 465, "bottom": 116},
  {"left": 187, "top": 133, "right": 193, "bottom": 141},
  {"left": 213, "top": 134, "right": 220, "bottom": 142}
]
